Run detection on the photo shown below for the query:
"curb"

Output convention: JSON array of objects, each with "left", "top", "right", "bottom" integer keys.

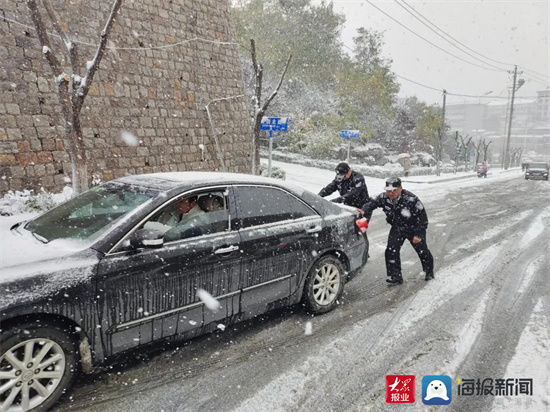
[{"left": 402, "top": 174, "right": 476, "bottom": 184}]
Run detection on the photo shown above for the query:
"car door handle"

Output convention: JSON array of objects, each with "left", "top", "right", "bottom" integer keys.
[
  {"left": 305, "top": 225, "right": 322, "bottom": 234},
  {"left": 214, "top": 245, "right": 239, "bottom": 254}
]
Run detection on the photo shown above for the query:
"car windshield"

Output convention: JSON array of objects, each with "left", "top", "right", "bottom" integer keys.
[
  {"left": 528, "top": 163, "right": 548, "bottom": 170},
  {"left": 24, "top": 183, "right": 157, "bottom": 243}
]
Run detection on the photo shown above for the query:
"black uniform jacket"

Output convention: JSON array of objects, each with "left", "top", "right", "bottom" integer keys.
[
  {"left": 362, "top": 189, "right": 428, "bottom": 237},
  {"left": 318, "top": 170, "right": 369, "bottom": 208}
]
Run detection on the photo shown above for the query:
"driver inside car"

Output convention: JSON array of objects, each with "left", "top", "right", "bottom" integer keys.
[{"left": 143, "top": 195, "right": 202, "bottom": 235}]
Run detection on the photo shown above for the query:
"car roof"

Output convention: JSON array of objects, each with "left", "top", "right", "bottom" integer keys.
[{"left": 114, "top": 172, "right": 306, "bottom": 196}]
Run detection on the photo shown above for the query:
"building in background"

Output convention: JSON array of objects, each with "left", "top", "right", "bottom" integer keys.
[{"left": 446, "top": 89, "right": 550, "bottom": 161}]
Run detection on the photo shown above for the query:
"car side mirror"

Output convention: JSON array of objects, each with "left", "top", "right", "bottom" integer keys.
[{"left": 130, "top": 228, "right": 164, "bottom": 249}]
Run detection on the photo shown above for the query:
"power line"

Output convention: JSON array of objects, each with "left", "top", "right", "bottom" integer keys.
[
  {"left": 363, "top": 0, "right": 506, "bottom": 73},
  {"left": 520, "top": 66, "right": 550, "bottom": 81},
  {"left": 395, "top": 0, "right": 549, "bottom": 81},
  {"left": 342, "top": 43, "right": 537, "bottom": 100},
  {"left": 393, "top": 73, "right": 442, "bottom": 92},
  {"left": 393, "top": 0, "right": 509, "bottom": 72},
  {"left": 0, "top": 14, "right": 240, "bottom": 51}
]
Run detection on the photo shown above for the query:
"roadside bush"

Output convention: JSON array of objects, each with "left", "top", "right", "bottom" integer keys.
[
  {"left": 260, "top": 165, "right": 286, "bottom": 180},
  {"left": 0, "top": 187, "right": 72, "bottom": 216}
]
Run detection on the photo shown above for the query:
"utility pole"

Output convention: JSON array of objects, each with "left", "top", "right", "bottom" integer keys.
[
  {"left": 437, "top": 89, "right": 447, "bottom": 176},
  {"left": 501, "top": 88, "right": 510, "bottom": 169},
  {"left": 504, "top": 65, "right": 523, "bottom": 169}
]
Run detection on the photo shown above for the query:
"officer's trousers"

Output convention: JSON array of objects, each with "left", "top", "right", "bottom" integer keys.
[{"left": 385, "top": 225, "right": 433, "bottom": 279}]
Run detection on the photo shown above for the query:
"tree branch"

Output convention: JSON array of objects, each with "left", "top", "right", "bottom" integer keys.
[
  {"left": 27, "top": 0, "right": 61, "bottom": 75},
  {"left": 261, "top": 54, "right": 292, "bottom": 113},
  {"left": 42, "top": 0, "right": 81, "bottom": 97},
  {"left": 78, "top": 0, "right": 122, "bottom": 104}
]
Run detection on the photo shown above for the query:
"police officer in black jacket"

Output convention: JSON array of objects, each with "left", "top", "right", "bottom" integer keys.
[
  {"left": 318, "top": 162, "right": 369, "bottom": 208},
  {"left": 361, "top": 177, "right": 434, "bottom": 285}
]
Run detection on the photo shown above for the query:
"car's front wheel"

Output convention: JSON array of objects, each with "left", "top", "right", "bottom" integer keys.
[
  {"left": 303, "top": 255, "right": 345, "bottom": 314},
  {"left": 0, "top": 322, "right": 77, "bottom": 411}
]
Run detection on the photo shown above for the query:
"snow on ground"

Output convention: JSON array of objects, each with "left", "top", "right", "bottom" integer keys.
[
  {"left": 0, "top": 159, "right": 543, "bottom": 410},
  {"left": 517, "top": 257, "right": 545, "bottom": 296},
  {"left": 234, "top": 242, "right": 505, "bottom": 410},
  {"left": 490, "top": 299, "right": 550, "bottom": 411},
  {"left": 271, "top": 159, "right": 523, "bottom": 204},
  {"left": 520, "top": 206, "right": 550, "bottom": 246},
  {"left": 449, "top": 209, "right": 533, "bottom": 256},
  {"left": 446, "top": 289, "right": 491, "bottom": 375}
]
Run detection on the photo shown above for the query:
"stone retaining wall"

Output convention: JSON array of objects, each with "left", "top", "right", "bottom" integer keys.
[{"left": 0, "top": 0, "right": 251, "bottom": 194}]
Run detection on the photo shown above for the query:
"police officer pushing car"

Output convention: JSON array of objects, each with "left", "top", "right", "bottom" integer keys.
[
  {"left": 319, "top": 162, "right": 369, "bottom": 208},
  {"left": 360, "top": 177, "right": 434, "bottom": 286}
]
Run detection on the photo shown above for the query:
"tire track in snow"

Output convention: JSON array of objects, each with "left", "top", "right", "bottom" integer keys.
[
  {"left": 234, "top": 243, "right": 505, "bottom": 411},
  {"left": 449, "top": 209, "right": 533, "bottom": 257},
  {"left": 445, "top": 289, "right": 492, "bottom": 375},
  {"left": 490, "top": 299, "right": 550, "bottom": 412},
  {"left": 519, "top": 206, "right": 550, "bottom": 246},
  {"left": 517, "top": 256, "right": 545, "bottom": 296}
]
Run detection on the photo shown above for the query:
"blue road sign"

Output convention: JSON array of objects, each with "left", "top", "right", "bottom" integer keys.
[
  {"left": 340, "top": 129, "right": 360, "bottom": 139},
  {"left": 261, "top": 117, "right": 289, "bottom": 133}
]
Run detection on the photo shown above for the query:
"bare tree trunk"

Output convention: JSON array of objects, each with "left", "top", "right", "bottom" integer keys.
[
  {"left": 473, "top": 140, "right": 482, "bottom": 170},
  {"left": 253, "top": 116, "right": 262, "bottom": 174},
  {"left": 250, "top": 38, "right": 291, "bottom": 175},
  {"left": 27, "top": 0, "right": 122, "bottom": 193},
  {"left": 482, "top": 140, "right": 493, "bottom": 162}
]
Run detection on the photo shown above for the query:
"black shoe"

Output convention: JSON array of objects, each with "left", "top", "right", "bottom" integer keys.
[
  {"left": 386, "top": 277, "right": 403, "bottom": 286},
  {"left": 425, "top": 271, "right": 435, "bottom": 281}
]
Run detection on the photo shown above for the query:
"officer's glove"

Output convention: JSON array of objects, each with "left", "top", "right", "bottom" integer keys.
[
  {"left": 332, "top": 197, "right": 344, "bottom": 204},
  {"left": 356, "top": 217, "right": 369, "bottom": 233}
]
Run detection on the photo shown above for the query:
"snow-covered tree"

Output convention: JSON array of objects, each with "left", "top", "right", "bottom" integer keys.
[
  {"left": 27, "top": 0, "right": 122, "bottom": 193},
  {"left": 250, "top": 38, "right": 291, "bottom": 174}
]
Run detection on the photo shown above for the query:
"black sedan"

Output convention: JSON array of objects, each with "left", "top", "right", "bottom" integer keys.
[
  {"left": 0, "top": 172, "right": 368, "bottom": 410},
  {"left": 524, "top": 162, "right": 549, "bottom": 180}
]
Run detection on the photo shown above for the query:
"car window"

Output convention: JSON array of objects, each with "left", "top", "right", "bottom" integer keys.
[
  {"left": 234, "top": 186, "right": 316, "bottom": 229},
  {"left": 528, "top": 163, "right": 548, "bottom": 169},
  {"left": 142, "top": 190, "right": 230, "bottom": 242},
  {"left": 24, "top": 183, "right": 156, "bottom": 243}
]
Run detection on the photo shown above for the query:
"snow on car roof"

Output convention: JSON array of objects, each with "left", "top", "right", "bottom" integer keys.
[{"left": 115, "top": 172, "right": 306, "bottom": 196}]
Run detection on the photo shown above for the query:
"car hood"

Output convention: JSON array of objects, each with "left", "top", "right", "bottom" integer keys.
[
  {"left": 1, "top": 225, "right": 94, "bottom": 269},
  {"left": 0, "top": 229, "right": 100, "bottom": 308}
]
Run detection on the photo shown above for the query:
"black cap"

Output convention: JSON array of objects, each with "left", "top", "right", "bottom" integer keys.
[
  {"left": 335, "top": 162, "right": 350, "bottom": 174},
  {"left": 384, "top": 177, "right": 402, "bottom": 191}
]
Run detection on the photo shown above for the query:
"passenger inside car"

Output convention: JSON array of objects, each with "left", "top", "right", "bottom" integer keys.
[
  {"left": 146, "top": 192, "right": 229, "bottom": 241},
  {"left": 198, "top": 194, "right": 224, "bottom": 212}
]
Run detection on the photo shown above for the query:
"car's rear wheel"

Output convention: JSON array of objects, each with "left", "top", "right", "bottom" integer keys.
[
  {"left": 303, "top": 255, "right": 345, "bottom": 314},
  {"left": 0, "top": 323, "right": 77, "bottom": 411}
]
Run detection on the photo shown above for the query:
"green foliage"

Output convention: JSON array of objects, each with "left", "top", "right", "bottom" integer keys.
[
  {"left": 232, "top": 0, "right": 345, "bottom": 87},
  {"left": 302, "top": 132, "right": 341, "bottom": 159},
  {"left": 232, "top": 0, "right": 442, "bottom": 156},
  {"left": 415, "top": 104, "right": 443, "bottom": 148}
]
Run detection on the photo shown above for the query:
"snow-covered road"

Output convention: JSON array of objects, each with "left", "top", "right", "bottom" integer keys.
[{"left": 50, "top": 163, "right": 548, "bottom": 411}]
